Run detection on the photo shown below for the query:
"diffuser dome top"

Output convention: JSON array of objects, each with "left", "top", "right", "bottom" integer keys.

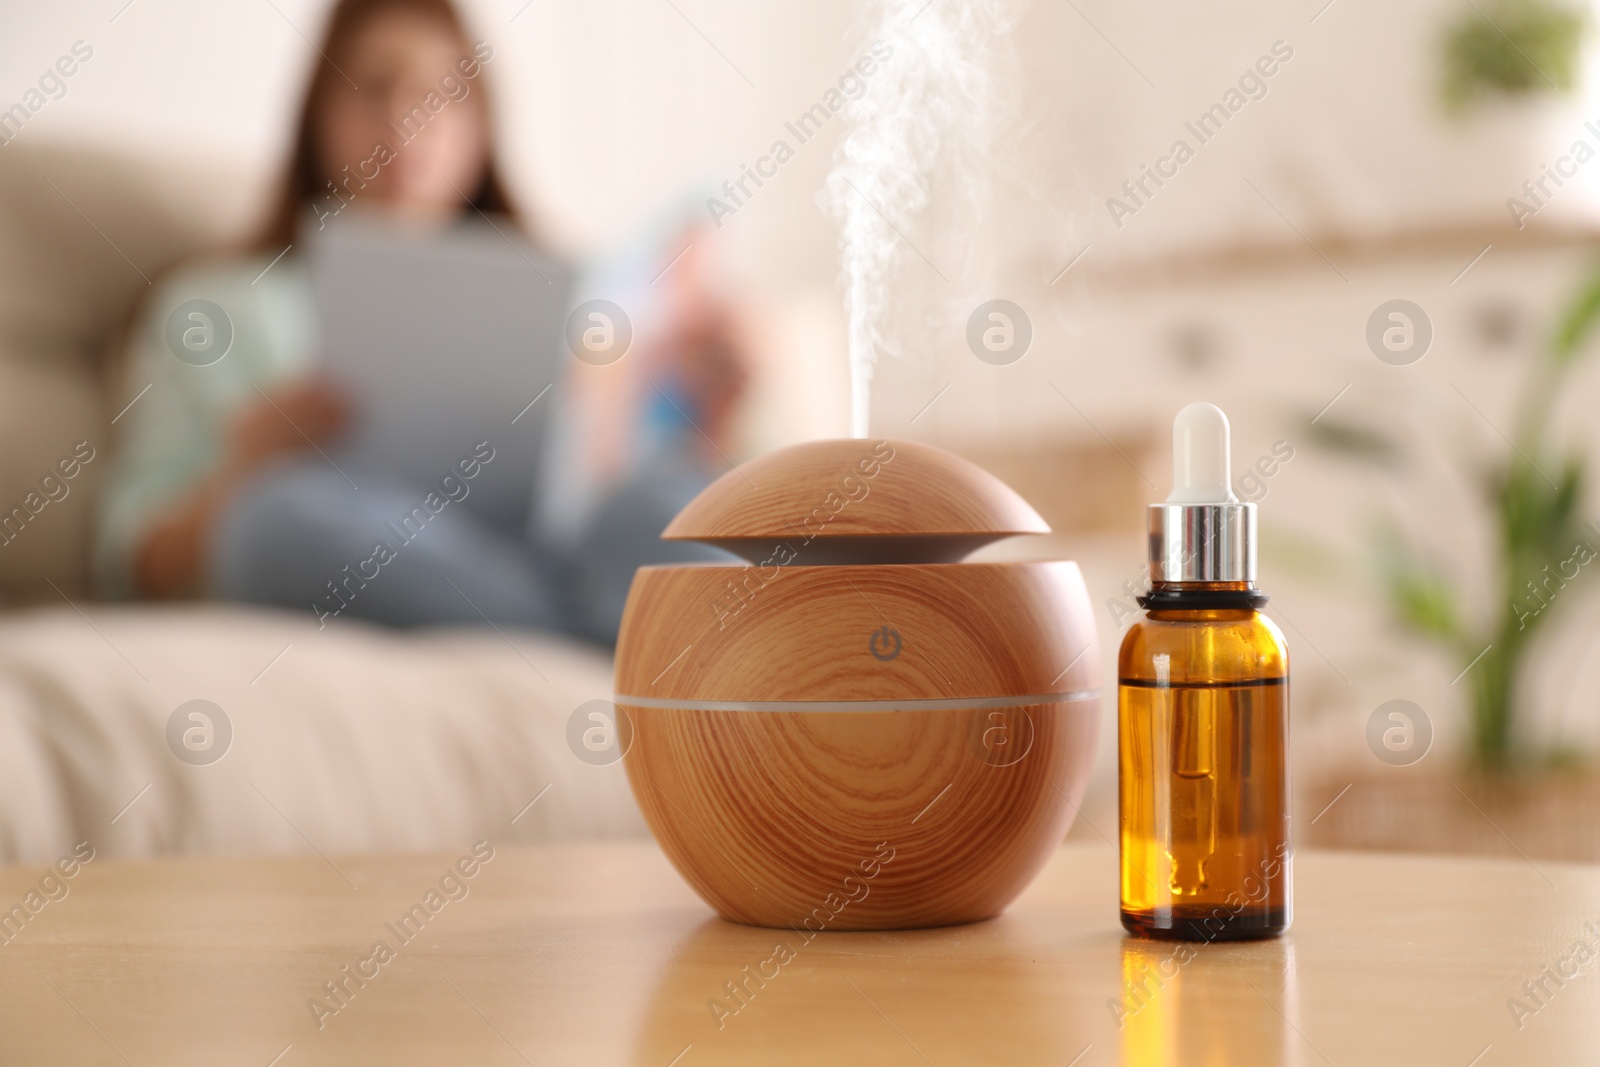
[{"left": 663, "top": 438, "right": 1049, "bottom": 564}]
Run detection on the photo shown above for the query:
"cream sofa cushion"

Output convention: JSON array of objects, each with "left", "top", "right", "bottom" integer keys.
[
  {"left": 0, "top": 604, "right": 643, "bottom": 864},
  {"left": 0, "top": 142, "right": 261, "bottom": 599}
]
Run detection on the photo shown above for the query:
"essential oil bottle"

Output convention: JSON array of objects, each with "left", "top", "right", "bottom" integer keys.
[{"left": 1118, "top": 403, "right": 1291, "bottom": 941}]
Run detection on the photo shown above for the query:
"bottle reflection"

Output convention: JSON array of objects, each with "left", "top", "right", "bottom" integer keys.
[{"left": 1115, "top": 938, "right": 1298, "bottom": 1066}]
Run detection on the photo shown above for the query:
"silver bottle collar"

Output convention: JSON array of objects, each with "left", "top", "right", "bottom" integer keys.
[{"left": 1147, "top": 502, "right": 1256, "bottom": 583}]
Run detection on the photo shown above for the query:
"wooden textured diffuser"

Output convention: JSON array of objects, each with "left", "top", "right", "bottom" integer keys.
[{"left": 614, "top": 439, "right": 1099, "bottom": 930}]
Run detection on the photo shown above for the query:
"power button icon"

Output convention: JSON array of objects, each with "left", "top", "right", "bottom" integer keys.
[{"left": 869, "top": 625, "right": 902, "bottom": 661}]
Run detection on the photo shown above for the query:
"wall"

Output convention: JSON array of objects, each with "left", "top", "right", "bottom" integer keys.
[{"left": 13, "top": 1, "right": 1600, "bottom": 440}]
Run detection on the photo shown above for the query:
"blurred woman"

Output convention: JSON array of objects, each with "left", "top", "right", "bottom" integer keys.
[{"left": 95, "top": 0, "right": 744, "bottom": 644}]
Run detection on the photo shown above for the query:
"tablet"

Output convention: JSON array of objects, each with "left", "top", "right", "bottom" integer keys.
[{"left": 309, "top": 215, "right": 575, "bottom": 532}]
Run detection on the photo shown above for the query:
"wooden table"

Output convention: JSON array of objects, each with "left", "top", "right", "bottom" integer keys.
[{"left": 2, "top": 841, "right": 1595, "bottom": 1065}]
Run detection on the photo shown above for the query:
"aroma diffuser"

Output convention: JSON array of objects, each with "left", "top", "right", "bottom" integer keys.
[{"left": 614, "top": 439, "right": 1099, "bottom": 930}]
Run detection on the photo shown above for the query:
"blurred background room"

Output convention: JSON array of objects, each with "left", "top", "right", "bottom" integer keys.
[{"left": 2, "top": 0, "right": 1600, "bottom": 867}]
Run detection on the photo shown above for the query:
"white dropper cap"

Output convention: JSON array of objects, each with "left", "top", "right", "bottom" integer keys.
[
  {"left": 1147, "top": 402, "right": 1255, "bottom": 583},
  {"left": 1165, "top": 402, "right": 1237, "bottom": 505}
]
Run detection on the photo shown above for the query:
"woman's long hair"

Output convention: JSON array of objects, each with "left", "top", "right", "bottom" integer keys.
[{"left": 252, "top": 0, "right": 521, "bottom": 250}]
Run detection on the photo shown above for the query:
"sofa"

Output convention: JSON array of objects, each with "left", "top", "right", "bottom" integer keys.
[{"left": 0, "top": 142, "right": 643, "bottom": 863}]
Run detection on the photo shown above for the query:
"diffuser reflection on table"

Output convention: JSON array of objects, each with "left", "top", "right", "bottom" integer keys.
[{"left": 613, "top": 439, "right": 1100, "bottom": 930}]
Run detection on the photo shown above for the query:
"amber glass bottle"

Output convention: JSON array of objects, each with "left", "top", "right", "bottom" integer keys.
[
  {"left": 1119, "top": 403, "right": 1291, "bottom": 941},
  {"left": 1119, "top": 581, "right": 1290, "bottom": 940}
]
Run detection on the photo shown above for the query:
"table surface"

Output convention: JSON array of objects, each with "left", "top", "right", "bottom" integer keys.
[{"left": 1, "top": 839, "right": 1595, "bottom": 1066}]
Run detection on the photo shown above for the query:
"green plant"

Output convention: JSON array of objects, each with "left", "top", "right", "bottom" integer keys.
[
  {"left": 1314, "top": 267, "right": 1600, "bottom": 769},
  {"left": 1440, "top": 0, "right": 1586, "bottom": 113}
]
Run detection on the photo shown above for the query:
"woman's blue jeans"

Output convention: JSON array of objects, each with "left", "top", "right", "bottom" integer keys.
[{"left": 208, "top": 458, "right": 727, "bottom": 645}]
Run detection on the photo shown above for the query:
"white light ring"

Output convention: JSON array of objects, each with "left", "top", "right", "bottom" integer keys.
[{"left": 611, "top": 689, "right": 1101, "bottom": 714}]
